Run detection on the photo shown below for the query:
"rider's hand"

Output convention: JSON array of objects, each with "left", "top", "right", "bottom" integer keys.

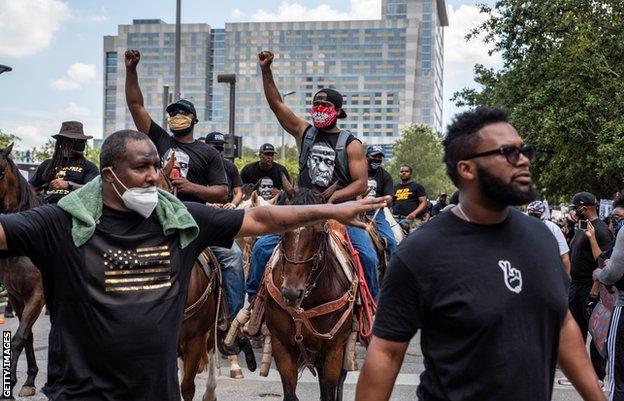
[
  {"left": 223, "top": 202, "right": 237, "bottom": 210},
  {"left": 258, "top": 51, "right": 274, "bottom": 70},
  {"left": 171, "top": 178, "right": 194, "bottom": 194},
  {"left": 584, "top": 220, "right": 595, "bottom": 239},
  {"left": 50, "top": 179, "right": 69, "bottom": 190},
  {"left": 334, "top": 196, "right": 390, "bottom": 229},
  {"left": 270, "top": 188, "right": 280, "bottom": 197},
  {"left": 125, "top": 50, "right": 141, "bottom": 70}
]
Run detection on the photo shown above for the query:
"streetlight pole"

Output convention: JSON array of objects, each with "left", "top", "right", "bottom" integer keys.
[
  {"left": 217, "top": 74, "right": 237, "bottom": 157},
  {"left": 280, "top": 91, "right": 296, "bottom": 162},
  {"left": 0, "top": 65, "right": 12, "bottom": 75},
  {"left": 173, "top": 0, "right": 181, "bottom": 101}
]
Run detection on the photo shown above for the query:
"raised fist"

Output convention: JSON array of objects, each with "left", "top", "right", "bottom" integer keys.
[
  {"left": 258, "top": 51, "right": 274, "bottom": 69},
  {"left": 125, "top": 50, "right": 141, "bottom": 70}
]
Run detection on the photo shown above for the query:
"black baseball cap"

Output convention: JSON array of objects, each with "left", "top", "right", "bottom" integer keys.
[
  {"left": 206, "top": 132, "right": 226, "bottom": 143},
  {"left": 366, "top": 145, "right": 384, "bottom": 157},
  {"left": 259, "top": 143, "right": 276, "bottom": 154},
  {"left": 569, "top": 192, "right": 597, "bottom": 208},
  {"left": 166, "top": 99, "right": 197, "bottom": 117},
  {"left": 313, "top": 88, "right": 347, "bottom": 119}
]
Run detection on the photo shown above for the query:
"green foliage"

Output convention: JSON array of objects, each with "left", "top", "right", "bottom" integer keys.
[
  {"left": 387, "top": 124, "right": 454, "bottom": 197},
  {"left": 453, "top": 0, "right": 624, "bottom": 199},
  {"left": 0, "top": 129, "right": 20, "bottom": 148}
]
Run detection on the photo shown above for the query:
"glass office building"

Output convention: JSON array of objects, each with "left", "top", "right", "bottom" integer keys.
[{"left": 103, "top": 0, "right": 448, "bottom": 157}]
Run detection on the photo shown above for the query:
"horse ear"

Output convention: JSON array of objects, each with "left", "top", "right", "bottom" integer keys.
[
  {"left": 281, "top": 173, "right": 295, "bottom": 200},
  {"left": 2, "top": 142, "right": 14, "bottom": 156},
  {"left": 321, "top": 181, "right": 339, "bottom": 203},
  {"left": 252, "top": 179, "right": 261, "bottom": 193},
  {"left": 251, "top": 191, "right": 259, "bottom": 205},
  {"left": 163, "top": 153, "right": 175, "bottom": 175}
]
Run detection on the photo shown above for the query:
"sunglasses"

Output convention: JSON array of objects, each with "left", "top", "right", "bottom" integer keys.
[{"left": 465, "top": 144, "right": 536, "bottom": 165}]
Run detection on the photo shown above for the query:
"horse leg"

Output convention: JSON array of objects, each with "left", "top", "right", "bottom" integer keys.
[
  {"left": 180, "top": 335, "right": 206, "bottom": 401},
  {"left": 19, "top": 331, "right": 38, "bottom": 397},
  {"left": 228, "top": 355, "right": 243, "bottom": 379},
  {"left": 8, "top": 297, "right": 25, "bottom": 395},
  {"left": 202, "top": 350, "right": 217, "bottom": 401},
  {"left": 319, "top": 346, "right": 346, "bottom": 401},
  {"left": 272, "top": 336, "right": 299, "bottom": 401},
  {"left": 335, "top": 369, "right": 347, "bottom": 401}
]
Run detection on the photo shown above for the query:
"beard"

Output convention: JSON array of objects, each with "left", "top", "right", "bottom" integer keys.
[{"left": 477, "top": 164, "right": 538, "bottom": 207}]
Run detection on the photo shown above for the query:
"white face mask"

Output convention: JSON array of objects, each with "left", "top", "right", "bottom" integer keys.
[{"left": 106, "top": 169, "right": 158, "bottom": 218}]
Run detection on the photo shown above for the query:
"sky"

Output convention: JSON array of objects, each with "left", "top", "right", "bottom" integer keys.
[{"left": 0, "top": 0, "right": 500, "bottom": 149}]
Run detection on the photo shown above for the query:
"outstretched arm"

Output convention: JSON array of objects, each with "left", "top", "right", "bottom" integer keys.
[
  {"left": 258, "top": 51, "right": 309, "bottom": 145},
  {"left": 327, "top": 141, "right": 368, "bottom": 204},
  {"left": 236, "top": 196, "right": 390, "bottom": 238},
  {"left": 124, "top": 50, "right": 152, "bottom": 134},
  {"left": 557, "top": 311, "right": 607, "bottom": 401}
]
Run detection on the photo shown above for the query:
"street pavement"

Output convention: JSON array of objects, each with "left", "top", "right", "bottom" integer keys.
[{"left": 2, "top": 312, "right": 586, "bottom": 400}]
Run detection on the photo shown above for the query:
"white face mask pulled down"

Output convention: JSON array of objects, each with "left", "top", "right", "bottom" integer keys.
[{"left": 106, "top": 169, "right": 158, "bottom": 218}]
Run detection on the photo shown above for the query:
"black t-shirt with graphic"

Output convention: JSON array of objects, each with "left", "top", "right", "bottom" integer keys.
[
  {"left": 392, "top": 181, "right": 426, "bottom": 216},
  {"left": 570, "top": 217, "right": 613, "bottom": 284},
  {"left": 240, "top": 161, "right": 291, "bottom": 193},
  {"left": 0, "top": 203, "right": 243, "bottom": 401},
  {"left": 366, "top": 167, "right": 393, "bottom": 199},
  {"left": 222, "top": 158, "right": 242, "bottom": 203},
  {"left": 148, "top": 120, "right": 227, "bottom": 203},
  {"left": 374, "top": 209, "right": 569, "bottom": 401},
  {"left": 297, "top": 125, "right": 359, "bottom": 192},
  {"left": 29, "top": 158, "right": 99, "bottom": 204}
]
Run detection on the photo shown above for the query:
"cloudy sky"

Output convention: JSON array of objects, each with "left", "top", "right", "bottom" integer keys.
[{"left": 0, "top": 0, "right": 500, "bottom": 149}]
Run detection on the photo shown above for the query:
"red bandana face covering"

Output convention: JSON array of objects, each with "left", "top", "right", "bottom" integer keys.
[{"left": 310, "top": 105, "right": 339, "bottom": 129}]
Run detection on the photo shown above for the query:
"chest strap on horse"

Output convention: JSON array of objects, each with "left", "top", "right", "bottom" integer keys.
[
  {"left": 183, "top": 250, "right": 218, "bottom": 321},
  {"left": 344, "top": 230, "right": 377, "bottom": 342}
]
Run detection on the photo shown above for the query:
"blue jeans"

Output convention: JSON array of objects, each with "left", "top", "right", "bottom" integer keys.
[
  {"left": 369, "top": 211, "right": 397, "bottom": 258},
  {"left": 211, "top": 242, "right": 244, "bottom": 318},
  {"left": 246, "top": 227, "right": 379, "bottom": 301}
]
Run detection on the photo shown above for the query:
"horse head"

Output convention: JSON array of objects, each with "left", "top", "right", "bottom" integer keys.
[
  {"left": 279, "top": 188, "right": 328, "bottom": 307},
  {"left": 158, "top": 152, "right": 176, "bottom": 192},
  {"left": 0, "top": 142, "right": 15, "bottom": 181}
]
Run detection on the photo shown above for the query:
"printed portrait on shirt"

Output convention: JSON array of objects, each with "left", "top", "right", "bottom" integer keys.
[{"left": 307, "top": 142, "right": 335, "bottom": 188}]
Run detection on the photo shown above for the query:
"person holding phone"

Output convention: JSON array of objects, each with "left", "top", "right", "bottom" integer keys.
[{"left": 568, "top": 192, "right": 613, "bottom": 384}]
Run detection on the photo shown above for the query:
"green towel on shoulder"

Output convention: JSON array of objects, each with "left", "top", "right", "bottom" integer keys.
[{"left": 57, "top": 176, "right": 199, "bottom": 248}]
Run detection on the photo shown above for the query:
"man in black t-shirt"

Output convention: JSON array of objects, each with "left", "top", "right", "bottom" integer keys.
[
  {"left": 240, "top": 143, "right": 291, "bottom": 200},
  {"left": 124, "top": 49, "right": 227, "bottom": 204},
  {"left": 30, "top": 121, "right": 99, "bottom": 204},
  {"left": 246, "top": 51, "right": 378, "bottom": 302},
  {"left": 0, "top": 130, "right": 388, "bottom": 401},
  {"left": 568, "top": 191, "right": 611, "bottom": 382},
  {"left": 430, "top": 193, "right": 447, "bottom": 216},
  {"left": 365, "top": 146, "right": 396, "bottom": 256},
  {"left": 392, "top": 164, "right": 428, "bottom": 232},
  {"left": 356, "top": 107, "right": 605, "bottom": 401}
]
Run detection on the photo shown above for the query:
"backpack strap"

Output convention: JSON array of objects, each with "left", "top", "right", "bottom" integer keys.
[
  {"left": 299, "top": 126, "right": 318, "bottom": 173},
  {"left": 334, "top": 130, "right": 353, "bottom": 187}
]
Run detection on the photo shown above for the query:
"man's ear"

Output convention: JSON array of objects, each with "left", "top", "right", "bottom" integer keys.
[
  {"left": 101, "top": 167, "right": 115, "bottom": 183},
  {"left": 457, "top": 160, "right": 477, "bottom": 182}
]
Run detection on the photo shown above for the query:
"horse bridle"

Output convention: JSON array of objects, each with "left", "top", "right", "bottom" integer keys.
[{"left": 279, "top": 224, "right": 329, "bottom": 298}]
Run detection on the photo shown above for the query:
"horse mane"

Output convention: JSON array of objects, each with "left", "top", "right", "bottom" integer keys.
[
  {"left": 8, "top": 157, "right": 42, "bottom": 212},
  {"left": 289, "top": 188, "right": 325, "bottom": 206}
]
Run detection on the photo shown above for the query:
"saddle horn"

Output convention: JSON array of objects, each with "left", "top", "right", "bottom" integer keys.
[
  {"left": 321, "top": 181, "right": 340, "bottom": 203},
  {"left": 281, "top": 173, "right": 296, "bottom": 200}
]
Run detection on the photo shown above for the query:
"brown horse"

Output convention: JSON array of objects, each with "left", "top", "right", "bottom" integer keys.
[
  {"left": 264, "top": 187, "right": 356, "bottom": 401},
  {"left": 159, "top": 155, "right": 256, "bottom": 401},
  {"left": 0, "top": 143, "right": 45, "bottom": 398}
]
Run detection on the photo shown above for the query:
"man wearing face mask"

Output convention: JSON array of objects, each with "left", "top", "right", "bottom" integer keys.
[
  {"left": 30, "top": 121, "right": 99, "bottom": 204},
  {"left": 365, "top": 146, "right": 396, "bottom": 257},
  {"left": 124, "top": 49, "right": 228, "bottom": 204},
  {"left": 0, "top": 129, "right": 389, "bottom": 401},
  {"left": 568, "top": 192, "right": 611, "bottom": 383},
  {"left": 245, "top": 51, "right": 379, "bottom": 302},
  {"left": 527, "top": 200, "right": 571, "bottom": 275},
  {"left": 206, "top": 132, "right": 243, "bottom": 210},
  {"left": 240, "top": 143, "right": 291, "bottom": 200}
]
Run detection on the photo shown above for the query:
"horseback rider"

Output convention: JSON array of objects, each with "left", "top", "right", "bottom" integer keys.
[
  {"left": 245, "top": 50, "right": 379, "bottom": 301},
  {"left": 240, "top": 143, "right": 292, "bottom": 201},
  {"left": 391, "top": 164, "right": 428, "bottom": 233},
  {"left": 124, "top": 49, "right": 228, "bottom": 204},
  {"left": 365, "top": 146, "right": 397, "bottom": 257},
  {"left": 0, "top": 129, "right": 388, "bottom": 401},
  {"left": 29, "top": 121, "right": 99, "bottom": 204}
]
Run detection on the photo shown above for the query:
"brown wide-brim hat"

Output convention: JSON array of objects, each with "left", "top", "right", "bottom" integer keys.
[{"left": 52, "top": 121, "right": 93, "bottom": 140}]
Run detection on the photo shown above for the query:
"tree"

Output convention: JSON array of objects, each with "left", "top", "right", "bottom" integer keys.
[
  {"left": 453, "top": 0, "right": 624, "bottom": 200},
  {"left": 0, "top": 129, "right": 20, "bottom": 148},
  {"left": 387, "top": 124, "right": 454, "bottom": 197}
]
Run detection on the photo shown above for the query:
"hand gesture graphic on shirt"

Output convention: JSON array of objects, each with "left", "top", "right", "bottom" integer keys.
[{"left": 498, "top": 260, "right": 523, "bottom": 294}]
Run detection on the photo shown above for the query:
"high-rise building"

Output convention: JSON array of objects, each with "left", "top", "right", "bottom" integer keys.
[{"left": 103, "top": 0, "right": 448, "bottom": 157}]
